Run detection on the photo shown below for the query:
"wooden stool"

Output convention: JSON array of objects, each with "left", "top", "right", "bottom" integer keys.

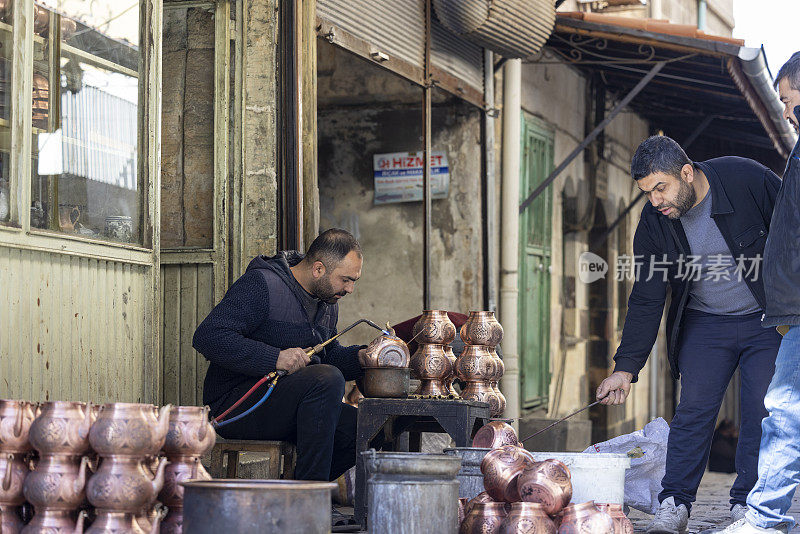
[{"left": 209, "top": 438, "right": 296, "bottom": 479}]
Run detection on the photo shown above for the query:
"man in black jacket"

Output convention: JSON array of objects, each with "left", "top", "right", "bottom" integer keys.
[
  {"left": 595, "top": 136, "right": 782, "bottom": 534},
  {"left": 193, "top": 228, "right": 367, "bottom": 482},
  {"left": 718, "top": 53, "right": 800, "bottom": 534}
]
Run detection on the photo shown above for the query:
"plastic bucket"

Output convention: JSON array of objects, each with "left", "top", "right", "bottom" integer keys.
[{"left": 528, "top": 452, "right": 630, "bottom": 505}]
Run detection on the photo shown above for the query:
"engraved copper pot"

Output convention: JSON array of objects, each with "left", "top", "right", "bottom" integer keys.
[
  {"left": 443, "top": 346, "right": 458, "bottom": 396},
  {"left": 160, "top": 508, "right": 183, "bottom": 534},
  {"left": 500, "top": 502, "right": 556, "bottom": 534},
  {"left": 557, "top": 502, "right": 614, "bottom": 534},
  {"left": 163, "top": 406, "right": 215, "bottom": 458},
  {"left": 0, "top": 453, "right": 28, "bottom": 506},
  {"left": 480, "top": 445, "right": 534, "bottom": 502},
  {"left": 460, "top": 502, "right": 507, "bottom": 534},
  {"left": 86, "top": 510, "right": 160, "bottom": 534},
  {"left": 134, "top": 504, "right": 166, "bottom": 534},
  {"left": 517, "top": 460, "right": 572, "bottom": 515},
  {"left": 89, "top": 404, "right": 171, "bottom": 457},
  {"left": 21, "top": 509, "right": 86, "bottom": 534},
  {"left": 86, "top": 456, "right": 168, "bottom": 513},
  {"left": 472, "top": 421, "right": 519, "bottom": 449},
  {"left": 158, "top": 457, "right": 210, "bottom": 506},
  {"left": 24, "top": 455, "right": 90, "bottom": 510},
  {"left": 455, "top": 345, "right": 498, "bottom": 383},
  {"left": 461, "top": 381, "right": 502, "bottom": 417},
  {"left": 458, "top": 497, "right": 469, "bottom": 525},
  {"left": 0, "top": 400, "right": 37, "bottom": 453},
  {"left": 362, "top": 334, "right": 410, "bottom": 369},
  {"left": 412, "top": 310, "right": 457, "bottom": 345},
  {"left": 0, "top": 505, "right": 23, "bottom": 534},
  {"left": 465, "top": 490, "right": 495, "bottom": 517},
  {"left": 596, "top": 503, "right": 633, "bottom": 534},
  {"left": 460, "top": 311, "right": 504, "bottom": 347},
  {"left": 411, "top": 344, "right": 453, "bottom": 396},
  {"left": 29, "top": 401, "right": 94, "bottom": 456},
  {"left": 489, "top": 350, "right": 507, "bottom": 414}
]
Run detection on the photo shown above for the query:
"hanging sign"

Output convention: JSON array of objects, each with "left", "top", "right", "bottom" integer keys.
[{"left": 373, "top": 151, "right": 449, "bottom": 205}]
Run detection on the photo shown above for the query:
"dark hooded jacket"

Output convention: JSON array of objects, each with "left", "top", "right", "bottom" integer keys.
[{"left": 193, "top": 252, "right": 363, "bottom": 413}]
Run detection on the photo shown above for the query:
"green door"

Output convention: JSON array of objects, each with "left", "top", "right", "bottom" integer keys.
[{"left": 519, "top": 115, "right": 554, "bottom": 409}]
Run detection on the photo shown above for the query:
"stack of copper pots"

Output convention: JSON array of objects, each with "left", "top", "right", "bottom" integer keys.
[
  {"left": 158, "top": 406, "right": 215, "bottom": 534},
  {"left": 410, "top": 310, "right": 458, "bottom": 397},
  {"left": 23, "top": 401, "right": 94, "bottom": 533},
  {"left": 456, "top": 311, "right": 505, "bottom": 417},
  {"left": 0, "top": 400, "right": 36, "bottom": 533},
  {"left": 86, "top": 403, "right": 171, "bottom": 534}
]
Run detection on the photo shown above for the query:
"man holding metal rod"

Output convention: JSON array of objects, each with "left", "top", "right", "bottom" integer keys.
[
  {"left": 595, "top": 136, "right": 782, "bottom": 534},
  {"left": 193, "top": 228, "right": 371, "bottom": 483}
]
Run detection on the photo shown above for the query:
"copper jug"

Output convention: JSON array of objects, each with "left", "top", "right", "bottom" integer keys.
[
  {"left": 21, "top": 509, "right": 86, "bottom": 534},
  {"left": 480, "top": 445, "right": 534, "bottom": 502},
  {"left": 160, "top": 507, "right": 183, "bottom": 534},
  {"left": 29, "top": 401, "right": 94, "bottom": 456},
  {"left": 163, "top": 406, "right": 215, "bottom": 458},
  {"left": 412, "top": 310, "right": 457, "bottom": 345},
  {"left": 0, "top": 453, "right": 28, "bottom": 507},
  {"left": 465, "top": 491, "right": 495, "bottom": 517},
  {"left": 362, "top": 334, "right": 410, "bottom": 369},
  {"left": 33, "top": 5, "right": 49, "bottom": 35},
  {"left": 460, "top": 501, "right": 507, "bottom": 534},
  {"left": 159, "top": 457, "right": 210, "bottom": 506},
  {"left": 460, "top": 311, "right": 504, "bottom": 347},
  {"left": 595, "top": 503, "right": 633, "bottom": 534},
  {"left": 557, "top": 502, "right": 614, "bottom": 534},
  {"left": 24, "top": 455, "right": 90, "bottom": 510},
  {"left": 455, "top": 345, "right": 498, "bottom": 382},
  {"left": 461, "top": 381, "right": 502, "bottom": 417},
  {"left": 411, "top": 344, "right": 453, "bottom": 396},
  {"left": 0, "top": 504, "right": 23, "bottom": 534},
  {"left": 443, "top": 346, "right": 458, "bottom": 395},
  {"left": 0, "top": 400, "right": 37, "bottom": 453},
  {"left": 86, "top": 510, "right": 154, "bottom": 534},
  {"left": 517, "top": 460, "right": 572, "bottom": 515},
  {"left": 86, "top": 456, "right": 168, "bottom": 513},
  {"left": 472, "top": 421, "right": 519, "bottom": 449},
  {"left": 134, "top": 504, "right": 166, "bottom": 534},
  {"left": 500, "top": 502, "right": 556, "bottom": 534},
  {"left": 90, "top": 404, "right": 171, "bottom": 457}
]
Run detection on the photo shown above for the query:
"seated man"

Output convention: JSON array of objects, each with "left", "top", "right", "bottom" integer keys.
[{"left": 193, "top": 228, "right": 367, "bottom": 482}]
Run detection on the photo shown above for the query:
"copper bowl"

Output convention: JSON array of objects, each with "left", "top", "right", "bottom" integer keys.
[
  {"left": 460, "top": 501, "right": 507, "bottom": 534},
  {"left": 472, "top": 421, "right": 519, "bottom": 449},
  {"left": 480, "top": 445, "right": 534, "bottom": 502},
  {"left": 455, "top": 345, "right": 498, "bottom": 382},
  {"left": 500, "top": 502, "right": 556, "bottom": 534},
  {"left": 596, "top": 503, "right": 633, "bottom": 534},
  {"left": 557, "top": 501, "right": 614, "bottom": 534},
  {"left": 460, "top": 311, "right": 504, "bottom": 347},
  {"left": 363, "top": 367, "right": 410, "bottom": 398},
  {"left": 412, "top": 310, "right": 457, "bottom": 345},
  {"left": 362, "top": 334, "right": 410, "bottom": 368},
  {"left": 517, "top": 460, "right": 572, "bottom": 516}
]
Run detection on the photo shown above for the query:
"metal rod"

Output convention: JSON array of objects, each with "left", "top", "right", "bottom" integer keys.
[
  {"left": 520, "top": 399, "right": 603, "bottom": 443},
  {"left": 484, "top": 49, "right": 497, "bottom": 312},
  {"left": 422, "top": 0, "right": 432, "bottom": 309},
  {"left": 683, "top": 114, "right": 715, "bottom": 149},
  {"left": 519, "top": 61, "right": 665, "bottom": 214},
  {"left": 305, "top": 319, "right": 388, "bottom": 357}
]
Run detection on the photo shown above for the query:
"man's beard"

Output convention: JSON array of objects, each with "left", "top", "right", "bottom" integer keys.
[
  {"left": 656, "top": 180, "right": 696, "bottom": 219},
  {"left": 309, "top": 275, "right": 346, "bottom": 304}
]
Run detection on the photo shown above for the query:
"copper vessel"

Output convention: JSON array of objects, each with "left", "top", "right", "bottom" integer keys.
[
  {"left": 0, "top": 453, "right": 28, "bottom": 506},
  {"left": 596, "top": 503, "right": 633, "bottom": 534},
  {"left": 465, "top": 491, "right": 495, "bottom": 517},
  {"left": 134, "top": 504, "right": 166, "bottom": 534},
  {"left": 0, "top": 400, "right": 37, "bottom": 453},
  {"left": 411, "top": 344, "right": 454, "bottom": 396},
  {"left": 460, "top": 502, "right": 507, "bottom": 534},
  {"left": 455, "top": 345, "right": 498, "bottom": 382},
  {"left": 557, "top": 502, "right": 614, "bottom": 534},
  {"left": 86, "top": 509, "right": 163, "bottom": 534},
  {"left": 458, "top": 497, "right": 469, "bottom": 525},
  {"left": 29, "top": 401, "right": 94, "bottom": 456},
  {"left": 24, "top": 455, "right": 90, "bottom": 510},
  {"left": 362, "top": 334, "right": 410, "bottom": 369},
  {"left": 86, "top": 456, "right": 168, "bottom": 513},
  {"left": 21, "top": 509, "right": 86, "bottom": 534},
  {"left": 480, "top": 445, "right": 534, "bottom": 502},
  {"left": 32, "top": 74, "right": 49, "bottom": 130},
  {"left": 89, "top": 404, "right": 171, "bottom": 457},
  {"left": 489, "top": 350, "right": 507, "bottom": 414},
  {"left": 443, "top": 346, "right": 458, "bottom": 396},
  {"left": 160, "top": 508, "right": 183, "bottom": 534},
  {"left": 33, "top": 5, "right": 49, "bottom": 35},
  {"left": 159, "top": 457, "right": 210, "bottom": 506},
  {"left": 1, "top": 505, "right": 23, "bottom": 534},
  {"left": 472, "top": 421, "right": 519, "bottom": 449},
  {"left": 163, "top": 406, "right": 215, "bottom": 458},
  {"left": 461, "top": 381, "right": 502, "bottom": 417},
  {"left": 412, "top": 310, "right": 457, "bottom": 345},
  {"left": 460, "top": 311, "right": 504, "bottom": 347},
  {"left": 500, "top": 502, "right": 556, "bottom": 534},
  {"left": 517, "top": 460, "right": 572, "bottom": 516}
]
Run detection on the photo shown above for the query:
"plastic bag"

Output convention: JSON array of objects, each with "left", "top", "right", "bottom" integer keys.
[{"left": 583, "top": 417, "right": 670, "bottom": 514}]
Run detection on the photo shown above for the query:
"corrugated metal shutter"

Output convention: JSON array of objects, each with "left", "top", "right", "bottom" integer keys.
[{"left": 431, "top": 17, "right": 484, "bottom": 94}]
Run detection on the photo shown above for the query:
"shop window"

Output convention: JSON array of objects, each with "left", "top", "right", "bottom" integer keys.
[
  {"left": 29, "top": 1, "right": 141, "bottom": 244},
  {"left": 0, "top": 5, "right": 12, "bottom": 224}
]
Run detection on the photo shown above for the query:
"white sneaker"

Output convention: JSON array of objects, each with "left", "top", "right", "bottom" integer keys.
[
  {"left": 716, "top": 517, "right": 788, "bottom": 533},
  {"left": 731, "top": 505, "right": 748, "bottom": 523},
  {"left": 646, "top": 497, "right": 690, "bottom": 534}
]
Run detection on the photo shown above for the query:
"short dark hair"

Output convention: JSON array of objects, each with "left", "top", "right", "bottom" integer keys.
[
  {"left": 774, "top": 51, "right": 800, "bottom": 90},
  {"left": 630, "top": 135, "right": 692, "bottom": 181},
  {"left": 305, "top": 228, "right": 362, "bottom": 267}
]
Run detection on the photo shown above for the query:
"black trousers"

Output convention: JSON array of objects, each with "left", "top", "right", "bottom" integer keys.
[{"left": 215, "top": 364, "right": 357, "bottom": 482}]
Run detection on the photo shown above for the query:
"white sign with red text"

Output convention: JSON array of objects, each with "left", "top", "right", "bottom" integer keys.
[{"left": 373, "top": 151, "right": 449, "bottom": 205}]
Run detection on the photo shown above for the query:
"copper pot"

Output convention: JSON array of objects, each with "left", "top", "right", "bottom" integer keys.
[
  {"left": 490, "top": 349, "right": 505, "bottom": 381},
  {"left": 412, "top": 310, "right": 457, "bottom": 345},
  {"left": 500, "top": 502, "right": 556, "bottom": 534},
  {"left": 89, "top": 403, "right": 171, "bottom": 457},
  {"left": 163, "top": 406, "right": 215, "bottom": 458},
  {"left": 461, "top": 381, "right": 502, "bottom": 417},
  {"left": 29, "top": 401, "right": 94, "bottom": 456},
  {"left": 455, "top": 345, "right": 498, "bottom": 382},
  {"left": 0, "top": 400, "right": 37, "bottom": 453},
  {"left": 557, "top": 502, "right": 614, "bottom": 534},
  {"left": 472, "top": 421, "right": 519, "bottom": 449},
  {"left": 134, "top": 504, "right": 166, "bottom": 534},
  {"left": 86, "top": 456, "right": 168, "bottom": 513},
  {"left": 460, "top": 502, "right": 507, "bottom": 534},
  {"left": 362, "top": 334, "right": 410, "bottom": 369},
  {"left": 465, "top": 491, "right": 495, "bottom": 517},
  {"left": 21, "top": 509, "right": 86, "bottom": 534},
  {"left": 596, "top": 503, "right": 633, "bottom": 534},
  {"left": 411, "top": 344, "right": 452, "bottom": 381},
  {"left": 517, "top": 460, "right": 572, "bottom": 515},
  {"left": 24, "top": 455, "right": 90, "bottom": 510},
  {"left": 460, "top": 311, "right": 504, "bottom": 347},
  {"left": 160, "top": 507, "right": 183, "bottom": 534},
  {"left": 480, "top": 445, "right": 534, "bottom": 502},
  {"left": 0, "top": 454, "right": 28, "bottom": 507},
  {"left": 0, "top": 505, "right": 23, "bottom": 534},
  {"left": 33, "top": 5, "right": 49, "bottom": 35},
  {"left": 159, "top": 457, "right": 210, "bottom": 506},
  {"left": 86, "top": 510, "right": 154, "bottom": 534},
  {"left": 458, "top": 497, "right": 468, "bottom": 525},
  {"left": 443, "top": 346, "right": 458, "bottom": 396}
]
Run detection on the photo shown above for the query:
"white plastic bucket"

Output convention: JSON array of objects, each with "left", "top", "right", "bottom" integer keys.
[{"left": 528, "top": 452, "right": 630, "bottom": 505}]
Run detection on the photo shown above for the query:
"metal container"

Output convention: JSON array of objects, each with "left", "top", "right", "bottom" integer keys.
[
  {"left": 181, "top": 480, "right": 336, "bottom": 534},
  {"left": 362, "top": 451, "right": 461, "bottom": 534},
  {"left": 363, "top": 367, "right": 410, "bottom": 398},
  {"left": 444, "top": 447, "right": 491, "bottom": 500}
]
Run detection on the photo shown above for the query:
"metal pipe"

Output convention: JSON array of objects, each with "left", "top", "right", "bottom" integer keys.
[
  {"left": 697, "top": 0, "right": 707, "bottom": 31},
  {"left": 500, "top": 59, "right": 521, "bottom": 429},
  {"left": 484, "top": 49, "right": 498, "bottom": 313},
  {"left": 423, "top": 0, "right": 432, "bottom": 309}
]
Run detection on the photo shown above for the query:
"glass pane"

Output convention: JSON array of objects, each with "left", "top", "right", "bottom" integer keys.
[
  {"left": 0, "top": 4, "right": 12, "bottom": 223},
  {"left": 30, "top": 1, "right": 141, "bottom": 244}
]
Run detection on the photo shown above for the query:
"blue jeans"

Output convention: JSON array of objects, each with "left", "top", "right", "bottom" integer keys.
[
  {"left": 659, "top": 310, "right": 780, "bottom": 511},
  {"left": 746, "top": 326, "right": 800, "bottom": 529}
]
